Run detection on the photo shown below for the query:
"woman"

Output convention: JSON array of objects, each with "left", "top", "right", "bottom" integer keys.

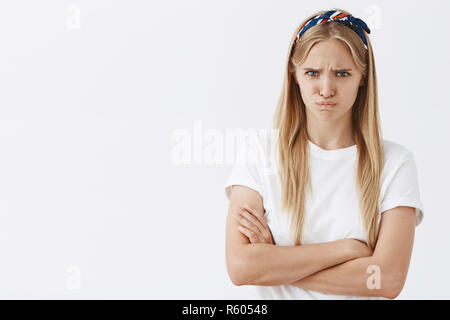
[{"left": 224, "top": 8, "right": 424, "bottom": 299}]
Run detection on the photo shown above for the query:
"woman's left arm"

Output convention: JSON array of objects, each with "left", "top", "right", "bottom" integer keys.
[{"left": 288, "top": 206, "right": 416, "bottom": 299}]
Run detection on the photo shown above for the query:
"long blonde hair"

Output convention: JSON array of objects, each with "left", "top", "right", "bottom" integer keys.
[{"left": 274, "top": 8, "right": 384, "bottom": 250}]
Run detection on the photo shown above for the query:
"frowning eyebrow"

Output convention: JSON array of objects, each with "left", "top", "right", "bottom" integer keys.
[{"left": 301, "top": 67, "right": 353, "bottom": 72}]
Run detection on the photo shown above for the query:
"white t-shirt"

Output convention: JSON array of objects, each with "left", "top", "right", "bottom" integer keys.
[{"left": 224, "top": 131, "right": 424, "bottom": 300}]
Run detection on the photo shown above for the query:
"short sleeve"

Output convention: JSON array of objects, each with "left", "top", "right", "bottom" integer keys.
[
  {"left": 379, "top": 151, "right": 424, "bottom": 226},
  {"left": 224, "top": 134, "right": 265, "bottom": 201}
]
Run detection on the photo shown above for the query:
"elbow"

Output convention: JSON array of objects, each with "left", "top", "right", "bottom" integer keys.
[
  {"left": 383, "top": 283, "right": 404, "bottom": 300},
  {"left": 371, "top": 256, "right": 408, "bottom": 299},
  {"left": 226, "top": 254, "right": 249, "bottom": 286},
  {"left": 383, "top": 287, "right": 401, "bottom": 300},
  {"left": 230, "top": 274, "right": 246, "bottom": 287},
  {"left": 381, "top": 272, "right": 406, "bottom": 299},
  {"left": 227, "top": 261, "right": 246, "bottom": 286}
]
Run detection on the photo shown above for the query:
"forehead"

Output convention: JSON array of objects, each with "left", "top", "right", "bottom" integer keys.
[{"left": 302, "top": 39, "right": 356, "bottom": 68}]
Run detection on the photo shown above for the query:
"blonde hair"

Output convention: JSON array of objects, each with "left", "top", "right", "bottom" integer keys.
[{"left": 273, "top": 8, "right": 384, "bottom": 250}]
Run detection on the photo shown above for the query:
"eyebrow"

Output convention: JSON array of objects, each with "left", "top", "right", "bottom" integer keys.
[{"left": 301, "top": 67, "right": 353, "bottom": 72}]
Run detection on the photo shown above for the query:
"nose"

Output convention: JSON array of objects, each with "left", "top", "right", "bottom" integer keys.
[{"left": 319, "top": 75, "right": 336, "bottom": 98}]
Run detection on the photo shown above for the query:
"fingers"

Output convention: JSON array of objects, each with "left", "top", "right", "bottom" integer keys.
[
  {"left": 238, "top": 225, "right": 259, "bottom": 243},
  {"left": 239, "top": 209, "right": 265, "bottom": 236},
  {"left": 242, "top": 204, "right": 266, "bottom": 225},
  {"left": 238, "top": 213, "right": 263, "bottom": 243},
  {"left": 236, "top": 205, "right": 273, "bottom": 244}
]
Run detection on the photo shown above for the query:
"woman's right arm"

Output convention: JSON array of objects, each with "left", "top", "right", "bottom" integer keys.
[{"left": 225, "top": 185, "right": 371, "bottom": 286}]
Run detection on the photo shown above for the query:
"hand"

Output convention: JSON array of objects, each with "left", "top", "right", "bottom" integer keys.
[
  {"left": 347, "top": 238, "right": 373, "bottom": 259},
  {"left": 235, "top": 204, "right": 274, "bottom": 244}
]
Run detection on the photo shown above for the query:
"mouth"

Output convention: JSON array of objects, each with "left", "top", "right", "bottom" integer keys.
[{"left": 317, "top": 102, "right": 337, "bottom": 108}]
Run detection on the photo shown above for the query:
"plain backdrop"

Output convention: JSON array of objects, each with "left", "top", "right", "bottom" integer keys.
[{"left": 0, "top": 0, "right": 448, "bottom": 299}]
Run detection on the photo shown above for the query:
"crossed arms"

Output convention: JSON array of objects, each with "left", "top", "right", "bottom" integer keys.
[{"left": 225, "top": 185, "right": 416, "bottom": 299}]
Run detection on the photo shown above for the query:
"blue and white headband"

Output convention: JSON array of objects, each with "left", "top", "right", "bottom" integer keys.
[{"left": 293, "top": 10, "right": 371, "bottom": 51}]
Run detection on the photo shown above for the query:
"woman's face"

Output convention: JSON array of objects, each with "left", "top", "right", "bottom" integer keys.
[{"left": 294, "top": 39, "right": 364, "bottom": 121}]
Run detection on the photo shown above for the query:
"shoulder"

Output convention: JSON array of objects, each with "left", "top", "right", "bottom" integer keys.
[
  {"left": 379, "top": 140, "right": 424, "bottom": 226},
  {"left": 238, "top": 129, "right": 278, "bottom": 159},
  {"left": 382, "top": 139, "right": 415, "bottom": 166},
  {"left": 381, "top": 139, "right": 420, "bottom": 186},
  {"left": 233, "top": 129, "right": 279, "bottom": 177}
]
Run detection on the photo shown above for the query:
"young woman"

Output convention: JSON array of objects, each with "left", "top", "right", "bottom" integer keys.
[{"left": 224, "top": 8, "right": 424, "bottom": 300}]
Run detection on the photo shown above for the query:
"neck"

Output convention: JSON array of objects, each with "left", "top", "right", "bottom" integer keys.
[{"left": 306, "top": 114, "right": 355, "bottom": 150}]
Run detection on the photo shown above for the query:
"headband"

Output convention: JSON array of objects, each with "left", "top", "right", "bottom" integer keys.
[{"left": 293, "top": 10, "right": 371, "bottom": 51}]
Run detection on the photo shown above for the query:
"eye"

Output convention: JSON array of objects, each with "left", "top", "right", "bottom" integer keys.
[
  {"left": 337, "top": 71, "right": 350, "bottom": 77},
  {"left": 305, "top": 71, "right": 318, "bottom": 77},
  {"left": 305, "top": 71, "right": 350, "bottom": 77}
]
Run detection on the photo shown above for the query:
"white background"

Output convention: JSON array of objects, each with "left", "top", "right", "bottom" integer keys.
[{"left": 0, "top": 0, "right": 448, "bottom": 299}]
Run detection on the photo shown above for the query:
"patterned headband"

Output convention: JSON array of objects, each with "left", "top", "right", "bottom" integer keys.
[{"left": 293, "top": 10, "right": 371, "bottom": 51}]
